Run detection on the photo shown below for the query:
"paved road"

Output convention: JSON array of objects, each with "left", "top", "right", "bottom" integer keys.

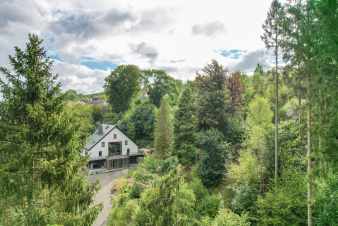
[{"left": 89, "top": 170, "right": 128, "bottom": 226}]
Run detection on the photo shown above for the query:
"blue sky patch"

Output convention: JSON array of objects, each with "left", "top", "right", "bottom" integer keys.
[
  {"left": 217, "top": 49, "right": 246, "bottom": 60},
  {"left": 48, "top": 50, "right": 62, "bottom": 61},
  {"left": 80, "top": 57, "right": 118, "bottom": 71}
]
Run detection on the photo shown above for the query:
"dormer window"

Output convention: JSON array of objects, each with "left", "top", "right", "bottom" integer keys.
[
  {"left": 99, "top": 151, "right": 102, "bottom": 157},
  {"left": 101, "top": 142, "right": 105, "bottom": 147},
  {"left": 125, "top": 140, "right": 128, "bottom": 145},
  {"left": 114, "top": 134, "right": 117, "bottom": 139}
]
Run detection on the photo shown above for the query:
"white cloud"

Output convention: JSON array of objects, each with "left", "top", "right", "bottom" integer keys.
[
  {"left": 231, "top": 49, "right": 273, "bottom": 72},
  {"left": 53, "top": 60, "right": 108, "bottom": 94},
  {"left": 192, "top": 21, "right": 226, "bottom": 37},
  {"left": 0, "top": 0, "right": 274, "bottom": 93}
]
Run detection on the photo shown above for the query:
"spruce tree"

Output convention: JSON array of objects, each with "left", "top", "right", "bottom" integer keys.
[
  {"left": 0, "top": 34, "right": 100, "bottom": 226},
  {"left": 195, "top": 60, "right": 230, "bottom": 136},
  {"left": 173, "top": 84, "right": 198, "bottom": 165},
  {"left": 154, "top": 95, "right": 173, "bottom": 159}
]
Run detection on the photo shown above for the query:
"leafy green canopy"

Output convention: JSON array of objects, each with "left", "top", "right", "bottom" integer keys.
[
  {"left": 108, "top": 156, "right": 249, "bottom": 226},
  {"left": 105, "top": 65, "right": 141, "bottom": 115},
  {"left": 142, "top": 69, "right": 181, "bottom": 107},
  {"left": 120, "top": 100, "right": 156, "bottom": 147}
]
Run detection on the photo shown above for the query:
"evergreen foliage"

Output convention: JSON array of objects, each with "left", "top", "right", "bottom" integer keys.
[
  {"left": 0, "top": 34, "right": 99, "bottom": 226},
  {"left": 195, "top": 60, "right": 230, "bottom": 136},
  {"left": 173, "top": 84, "right": 198, "bottom": 165},
  {"left": 197, "top": 129, "right": 229, "bottom": 188},
  {"left": 154, "top": 96, "right": 173, "bottom": 159},
  {"left": 1, "top": 1, "right": 338, "bottom": 225}
]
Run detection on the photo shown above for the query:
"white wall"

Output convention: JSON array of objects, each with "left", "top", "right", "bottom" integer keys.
[{"left": 88, "top": 127, "right": 138, "bottom": 159}]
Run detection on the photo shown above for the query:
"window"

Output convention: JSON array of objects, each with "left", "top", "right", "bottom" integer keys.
[
  {"left": 99, "top": 151, "right": 102, "bottom": 157},
  {"left": 125, "top": 140, "right": 128, "bottom": 145},
  {"left": 108, "top": 142, "right": 122, "bottom": 156},
  {"left": 101, "top": 142, "right": 105, "bottom": 147},
  {"left": 113, "top": 134, "right": 117, "bottom": 139},
  {"left": 127, "top": 148, "right": 130, "bottom": 156}
]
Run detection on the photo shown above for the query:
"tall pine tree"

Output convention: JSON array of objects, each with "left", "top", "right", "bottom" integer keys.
[
  {"left": 0, "top": 34, "right": 100, "bottom": 226},
  {"left": 262, "top": 0, "right": 285, "bottom": 183}
]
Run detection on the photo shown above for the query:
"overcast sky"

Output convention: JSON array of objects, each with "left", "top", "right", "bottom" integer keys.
[{"left": 0, "top": 0, "right": 273, "bottom": 94}]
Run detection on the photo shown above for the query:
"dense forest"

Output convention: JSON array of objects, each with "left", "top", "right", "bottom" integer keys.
[{"left": 0, "top": 0, "right": 337, "bottom": 225}]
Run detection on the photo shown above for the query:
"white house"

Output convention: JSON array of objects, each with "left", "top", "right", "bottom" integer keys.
[{"left": 84, "top": 124, "right": 143, "bottom": 170}]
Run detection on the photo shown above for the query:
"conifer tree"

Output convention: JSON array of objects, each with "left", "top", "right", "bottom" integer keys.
[
  {"left": 0, "top": 34, "right": 99, "bottom": 225},
  {"left": 154, "top": 95, "right": 173, "bottom": 159},
  {"left": 262, "top": 0, "right": 285, "bottom": 184},
  {"left": 173, "top": 84, "right": 198, "bottom": 165},
  {"left": 198, "top": 129, "right": 229, "bottom": 188},
  {"left": 195, "top": 60, "right": 230, "bottom": 136}
]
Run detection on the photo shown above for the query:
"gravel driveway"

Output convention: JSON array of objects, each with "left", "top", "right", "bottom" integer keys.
[{"left": 89, "top": 169, "right": 128, "bottom": 226}]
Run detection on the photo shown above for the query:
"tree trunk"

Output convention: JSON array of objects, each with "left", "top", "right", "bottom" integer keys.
[
  {"left": 307, "top": 73, "right": 312, "bottom": 226},
  {"left": 298, "top": 73, "right": 302, "bottom": 136},
  {"left": 274, "top": 35, "right": 279, "bottom": 184}
]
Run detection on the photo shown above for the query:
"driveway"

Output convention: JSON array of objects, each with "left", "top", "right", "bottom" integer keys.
[{"left": 89, "top": 169, "right": 128, "bottom": 226}]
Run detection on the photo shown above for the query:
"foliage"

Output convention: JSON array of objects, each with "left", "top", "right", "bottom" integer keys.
[
  {"left": 173, "top": 84, "right": 198, "bottom": 165},
  {"left": 197, "top": 129, "right": 229, "bottom": 188},
  {"left": 174, "top": 144, "right": 198, "bottom": 167},
  {"left": 154, "top": 96, "right": 173, "bottom": 159},
  {"left": 245, "top": 96, "right": 273, "bottom": 170},
  {"left": 134, "top": 169, "right": 197, "bottom": 226},
  {"left": 64, "top": 102, "right": 96, "bottom": 140},
  {"left": 315, "top": 172, "right": 338, "bottom": 226},
  {"left": 91, "top": 104, "right": 104, "bottom": 124},
  {"left": 121, "top": 100, "right": 156, "bottom": 147},
  {"left": 226, "top": 72, "right": 245, "bottom": 115},
  {"left": 105, "top": 2, "right": 338, "bottom": 225},
  {"left": 143, "top": 69, "right": 181, "bottom": 107},
  {"left": 205, "top": 209, "right": 250, "bottom": 226},
  {"left": 261, "top": 0, "right": 285, "bottom": 52},
  {"left": 105, "top": 65, "right": 141, "bottom": 115},
  {"left": 251, "top": 64, "right": 267, "bottom": 97},
  {"left": 227, "top": 152, "right": 260, "bottom": 216},
  {"left": 229, "top": 152, "right": 261, "bottom": 187},
  {"left": 189, "top": 178, "right": 221, "bottom": 219},
  {"left": 256, "top": 171, "right": 307, "bottom": 226},
  {"left": 108, "top": 157, "right": 210, "bottom": 226},
  {"left": 0, "top": 34, "right": 99, "bottom": 226},
  {"left": 63, "top": 89, "right": 83, "bottom": 101},
  {"left": 195, "top": 60, "right": 230, "bottom": 136},
  {"left": 1, "top": 2, "right": 338, "bottom": 225}
]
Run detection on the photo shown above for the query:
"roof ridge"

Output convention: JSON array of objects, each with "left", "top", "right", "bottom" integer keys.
[{"left": 86, "top": 125, "right": 116, "bottom": 151}]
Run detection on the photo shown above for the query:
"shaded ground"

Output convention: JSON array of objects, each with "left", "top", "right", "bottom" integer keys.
[{"left": 89, "top": 170, "right": 128, "bottom": 226}]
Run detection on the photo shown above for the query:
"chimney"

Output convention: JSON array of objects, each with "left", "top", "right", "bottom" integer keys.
[{"left": 98, "top": 124, "right": 103, "bottom": 135}]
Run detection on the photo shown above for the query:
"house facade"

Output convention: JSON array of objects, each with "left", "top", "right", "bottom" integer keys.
[{"left": 84, "top": 124, "right": 143, "bottom": 170}]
